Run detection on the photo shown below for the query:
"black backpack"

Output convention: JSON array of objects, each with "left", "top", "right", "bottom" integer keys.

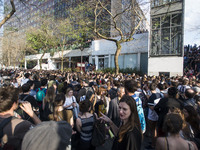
[
  {"left": 91, "top": 115, "right": 106, "bottom": 147},
  {"left": 109, "top": 88, "right": 118, "bottom": 100},
  {"left": 0, "top": 117, "right": 13, "bottom": 150}
]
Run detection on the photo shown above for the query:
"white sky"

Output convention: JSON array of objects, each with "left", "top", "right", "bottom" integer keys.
[{"left": 184, "top": 0, "right": 200, "bottom": 45}]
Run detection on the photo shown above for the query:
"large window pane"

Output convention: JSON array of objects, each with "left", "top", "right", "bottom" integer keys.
[
  {"left": 172, "top": 14, "right": 181, "bottom": 26},
  {"left": 152, "top": 17, "right": 160, "bottom": 30},
  {"left": 104, "top": 57, "right": 109, "bottom": 68},
  {"left": 171, "top": 27, "right": 182, "bottom": 54},
  {"left": 151, "top": 30, "right": 161, "bottom": 55},
  {"left": 161, "top": 16, "right": 170, "bottom": 28},
  {"left": 161, "top": 28, "right": 170, "bottom": 54},
  {"left": 124, "top": 54, "right": 137, "bottom": 69},
  {"left": 118, "top": 55, "right": 124, "bottom": 69}
]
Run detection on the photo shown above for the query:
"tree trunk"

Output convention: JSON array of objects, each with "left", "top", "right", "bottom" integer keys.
[
  {"left": 80, "top": 47, "right": 84, "bottom": 73},
  {"left": 0, "top": 0, "right": 16, "bottom": 28},
  {"left": 61, "top": 39, "right": 65, "bottom": 73},
  {"left": 61, "top": 54, "right": 64, "bottom": 73},
  {"left": 114, "top": 41, "right": 122, "bottom": 74}
]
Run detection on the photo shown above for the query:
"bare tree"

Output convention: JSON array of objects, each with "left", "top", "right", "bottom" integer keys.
[
  {"left": 94, "top": 0, "right": 146, "bottom": 74},
  {"left": 1, "top": 31, "right": 28, "bottom": 68},
  {"left": 0, "top": 0, "right": 16, "bottom": 28}
]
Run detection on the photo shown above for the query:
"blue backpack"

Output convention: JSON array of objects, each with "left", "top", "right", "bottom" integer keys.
[{"left": 36, "top": 88, "right": 46, "bottom": 102}]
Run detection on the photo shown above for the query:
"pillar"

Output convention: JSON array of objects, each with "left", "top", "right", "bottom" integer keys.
[
  {"left": 25, "top": 59, "right": 27, "bottom": 69},
  {"left": 137, "top": 52, "right": 141, "bottom": 70},
  {"left": 95, "top": 55, "right": 98, "bottom": 70},
  {"left": 108, "top": 54, "right": 111, "bottom": 68}
]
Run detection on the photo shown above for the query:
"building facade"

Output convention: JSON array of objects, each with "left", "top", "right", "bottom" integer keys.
[
  {"left": 148, "top": 0, "right": 185, "bottom": 76},
  {"left": 25, "top": 32, "right": 149, "bottom": 73}
]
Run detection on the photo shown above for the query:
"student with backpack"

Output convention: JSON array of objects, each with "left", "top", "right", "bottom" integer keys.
[
  {"left": 124, "top": 80, "right": 146, "bottom": 134},
  {"left": 36, "top": 78, "right": 47, "bottom": 103},
  {"left": 41, "top": 86, "right": 55, "bottom": 121},
  {"left": 0, "top": 87, "right": 41, "bottom": 150}
]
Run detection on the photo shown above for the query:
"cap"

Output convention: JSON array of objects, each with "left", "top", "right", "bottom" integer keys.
[{"left": 22, "top": 121, "right": 72, "bottom": 150}]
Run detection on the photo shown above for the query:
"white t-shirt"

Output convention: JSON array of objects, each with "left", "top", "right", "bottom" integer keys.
[
  {"left": 63, "top": 96, "right": 76, "bottom": 109},
  {"left": 21, "top": 78, "right": 29, "bottom": 86}
]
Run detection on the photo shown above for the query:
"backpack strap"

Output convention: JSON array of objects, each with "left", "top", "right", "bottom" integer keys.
[
  {"left": 22, "top": 95, "right": 29, "bottom": 101},
  {"left": 0, "top": 117, "right": 13, "bottom": 139}
]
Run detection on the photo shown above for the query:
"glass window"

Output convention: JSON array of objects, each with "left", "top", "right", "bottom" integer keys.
[
  {"left": 151, "top": 30, "right": 161, "bottom": 55},
  {"left": 171, "top": 27, "right": 182, "bottom": 54},
  {"left": 161, "top": 16, "right": 170, "bottom": 28},
  {"left": 152, "top": 17, "right": 160, "bottom": 29},
  {"left": 161, "top": 28, "right": 170, "bottom": 54},
  {"left": 172, "top": 14, "right": 181, "bottom": 26},
  {"left": 150, "top": 13, "right": 182, "bottom": 56},
  {"left": 124, "top": 54, "right": 137, "bottom": 69}
]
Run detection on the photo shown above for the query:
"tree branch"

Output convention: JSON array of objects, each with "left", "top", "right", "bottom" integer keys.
[
  {"left": 98, "top": 0, "right": 123, "bottom": 38},
  {"left": 0, "top": 0, "right": 16, "bottom": 28}
]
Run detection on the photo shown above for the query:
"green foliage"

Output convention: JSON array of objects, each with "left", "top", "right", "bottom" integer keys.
[
  {"left": 67, "top": 1, "right": 94, "bottom": 49},
  {"left": 72, "top": 67, "right": 81, "bottom": 73},
  {"left": 64, "top": 68, "right": 72, "bottom": 72},
  {"left": 26, "top": 17, "right": 59, "bottom": 53}
]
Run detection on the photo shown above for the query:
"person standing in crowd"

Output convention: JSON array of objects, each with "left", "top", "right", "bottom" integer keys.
[
  {"left": 146, "top": 83, "right": 163, "bottom": 149},
  {"left": 63, "top": 87, "right": 78, "bottom": 122},
  {"left": 183, "top": 88, "right": 197, "bottom": 107},
  {"left": 0, "top": 87, "right": 41, "bottom": 150},
  {"left": 21, "top": 121, "right": 72, "bottom": 150},
  {"left": 100, "top": 95, "right": 143, "bottom": 150},
  {"left": 27, "top": 80, "right": 36, "bottom": 99},
  {"left": 20, "top": 73, "right": 31, "bottom": 86},
  {"left": 41, "top": 86, "right": 56, "bottom": 121},
  {"left": 49, "top": 93, "right": 73, "bottom": 127},
  {"left": 76, "top": 100, "right": 95, "bottom": 150},
  {"left": 124, "top": 80, "right": 146, "bottom": 134},
  {"left": 32, "top": 74, "right": 41, "bottom": 91},
  {"left": 183, "top": 106, "right": 200, "bottom": 139},
  {"left": 154, "top": 87, "right": 183, "bottom": 137},
  {"left": 95, "top": 87, "right": 109, "bottom": 117},
  {"left": 156, "top": 112, "right": 197, "bottom": 150},
  {"left": 107, "top": 86, "right": 125, "bottom": 127},
  {"left": 18, "top": 83, "right": 39, "bottom": 123}
]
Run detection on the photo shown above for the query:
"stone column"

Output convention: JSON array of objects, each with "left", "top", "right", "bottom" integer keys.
[
  {"left": 25, "top": 59, "right": 27, "bottom": 69},
  {"left": 137, "top": 52, "right": 141, "bottom": 70},
  {"left": 95, "top": 55, "right": 98, "bottom": 70},
  {"left": 108, "top": 54, "right": 111, "bottom": 68}
]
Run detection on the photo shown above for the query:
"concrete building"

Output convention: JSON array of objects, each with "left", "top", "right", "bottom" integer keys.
[
  {"left": 148, "top": 0, "right": 185, "bottom": 77},
  {"left": 0, "top": 0, "right": 4, "bottom": 68}
]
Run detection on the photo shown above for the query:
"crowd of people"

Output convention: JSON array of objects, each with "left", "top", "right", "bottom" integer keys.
[
  {"left": 184, "top": 44, "right": 200, "bottom": 78},
  {"left": 0, "top": 69, "right": 200, "bottom": 150}
]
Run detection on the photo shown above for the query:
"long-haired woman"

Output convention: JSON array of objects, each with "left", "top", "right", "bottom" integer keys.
[
  {"left": 100, "top": 95, "right": 142, "bottom": 150},
  {"left": 41, "top": 86, "right": 55, "bottom": 121},
  {"left": 49, "top": 93, "right": 73, "bottom": 125},
  {"left": 156, "top": 112, "right": 197, "bottom": 150},
  {"left": 183, "top": 105, "right": 200, "bottom": 139},
  {"left": 63, "top": 87, "right": 78, "bottom": 124}
]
